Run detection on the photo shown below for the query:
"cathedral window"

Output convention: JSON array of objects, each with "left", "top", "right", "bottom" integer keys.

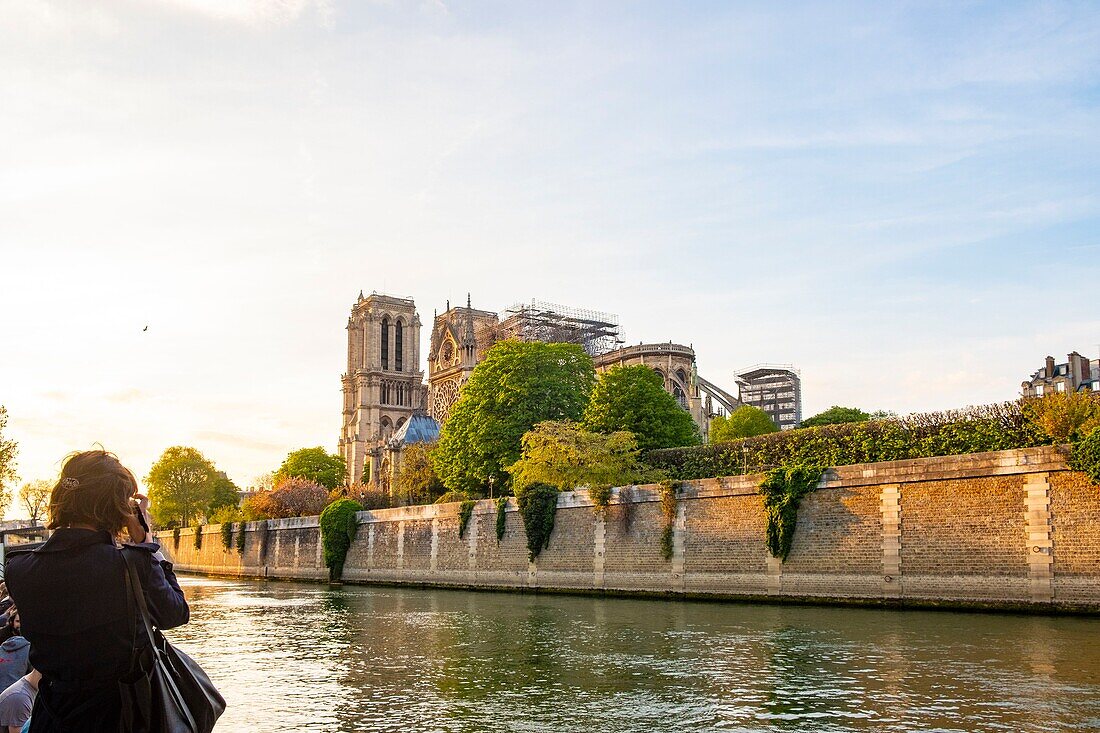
[
  {"left": 381, "top": 318, "right": 390, "bottom": 370},
  {"left": 397, "top": 383, "right": 405, "bottom": 406},
  {"left": 395, "top": 322, "right": 403, "bottom": 372}
]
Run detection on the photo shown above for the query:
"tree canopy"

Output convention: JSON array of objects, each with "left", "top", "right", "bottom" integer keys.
[
  {"left": 273, "top": 447, "right": 347, "bottom": 490},
  {"left": 582, "top": 365, "right": 700, "bottom": 450},
  {"left": 801, "top": 406, "right": 874, "bottom": 427},
  {"left": 146, "top": 446, "right": 219, "bottom": 527},
  {"left": 507, "top": 421, "right": 652, "bottom": 492},
  {"left": 208, "top": 474, "right": 241, "bottom": 518},
  {"left": 243, "top": 477, "right": 329, "bottom": 519},
  {"left": 433, "top": 340, "right": 596, "bottom": 492},
  {"left": 0, "top": 406, "right": 17, "bottom": 517},
  {"left": 19, "top": 479, "right": 51, "bottom": 524},
  {"left": 710, "top": 405, "right": 778, "bottom": 443}
]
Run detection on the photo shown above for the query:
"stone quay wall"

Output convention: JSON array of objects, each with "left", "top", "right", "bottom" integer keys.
[{"left": 160, "top": 447, "right": 1100, "bottom": 612}]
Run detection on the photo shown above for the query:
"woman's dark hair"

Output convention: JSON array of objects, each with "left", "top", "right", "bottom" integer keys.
[{"left": 48, "top": 450, "right": 137, "bottom": 535}]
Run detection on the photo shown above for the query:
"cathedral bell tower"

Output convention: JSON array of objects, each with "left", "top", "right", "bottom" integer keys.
[{"left": 338, "top": 292, "right": 426, "bottom": 485}]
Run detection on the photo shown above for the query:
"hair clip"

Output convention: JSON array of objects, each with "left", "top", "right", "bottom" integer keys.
[{"left": 61, "top": 477, "right": 79, "bottom": 489}]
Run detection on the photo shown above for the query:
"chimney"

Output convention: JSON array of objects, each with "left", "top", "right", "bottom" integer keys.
[{"left": 1045, "top": 355, "right": 1056, "bottom": 378}]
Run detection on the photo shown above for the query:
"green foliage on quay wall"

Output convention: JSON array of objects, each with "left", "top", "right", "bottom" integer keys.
[
  {"left": 319, "top": 499, "right": 363, "bottom": 581},
  {"left": 1070, "top": 428, "right": 1100, "bottom": 485},
  {"left": 657, "top": 480, "right": 680, "bottom": 561},
  {"left": 495, "top": 496, "right": 508, "bottom": 542},
  {"left": 220, "top": 521, "right": 233, "bottom": 550},
  {"left": 516, "top": 482, "right": 558, "bottom": 560},
  {"left": 759, "top": 464, "right": 826, "bottom": 561},
  {"left": 235, "top": 522, "right": 247, "bottom": 553},
  {"left": 172, "top": 526, "right": 181, "bottom": 550},
  {"left": 648, "top": 401, "right": 1048, "bottom": 480},
  {"left": 193, "top": 524, "right": 203, "bottom": 550},
  {"left": 458, "top": 500, "right": 476, "bottom": 538}
]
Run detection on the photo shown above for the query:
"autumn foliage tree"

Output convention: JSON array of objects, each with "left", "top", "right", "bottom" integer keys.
[
  {"left": 273, "top": 447, "right": 347, "bottom": 490},
  {"left": 507, "top": 421, "right": 652, "bottom": 492},
  {"left": 393, "top": 442, "right": 445, "bottom": 505},
  {"left": 0, "top": 406, "right": 17, "bottom": 517},
  {"left": 244, "top": 477, "right": 329, "bottom": 519}
]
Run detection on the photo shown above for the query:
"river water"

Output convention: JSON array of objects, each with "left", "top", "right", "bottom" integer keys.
[{"left": 173, "top": 574, "right": 1100, "bottom": 732}]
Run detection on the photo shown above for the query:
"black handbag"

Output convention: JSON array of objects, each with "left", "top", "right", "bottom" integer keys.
[{"left": 119, "top": 550, "right": 226, "bottom": 732}]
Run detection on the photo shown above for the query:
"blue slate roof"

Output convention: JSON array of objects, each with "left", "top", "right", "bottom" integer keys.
[{"left": 391, "top": 413, "right": 441, "bottom": 445}]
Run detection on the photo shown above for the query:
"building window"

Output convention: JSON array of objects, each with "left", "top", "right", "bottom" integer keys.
[
  {"left": 397, "top": 383, "right": 405, "bottom": 406},
  {"left": 1035, "top": 384, "right": 1044, "bottom": 396},
  {"left": 381, "top": 318, "right": 390, "bottom": 371},
  {"left": 1056, "top": 382, "right": 1065, "bottom": 393},
  {"left": 395, "top": 322, "right": 403, "bottom": 372}
]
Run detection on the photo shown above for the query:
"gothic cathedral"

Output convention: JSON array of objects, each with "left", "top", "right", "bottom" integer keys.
[{"left": 338, "top": 293, "right": 427, "bottom": 484}]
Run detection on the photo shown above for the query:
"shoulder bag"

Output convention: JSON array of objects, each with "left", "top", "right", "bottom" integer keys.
[{"left": 119, "top": 550, "right": 226, "bottom": 732}]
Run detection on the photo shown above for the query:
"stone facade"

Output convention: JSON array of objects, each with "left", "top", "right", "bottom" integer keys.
[
  {"left": 1022, "top": 351, "right": 1100, "bottom": 397},
  {"left": 338, "top": 293, "right": 427, "bottom": 485},
  {"left": 162, "top": 446, "right": 1100, "bottom": 613}
]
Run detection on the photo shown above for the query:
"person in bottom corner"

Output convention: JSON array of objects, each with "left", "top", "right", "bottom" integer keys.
[
  {"left": 0, "top": 613, "right": 30, "bottom": 693},
  {"left": 0, "top": 668, "right": 40, "bottom": 733},
  {"left": 3, "top": 450, "right": 190, "bottom": 733}
]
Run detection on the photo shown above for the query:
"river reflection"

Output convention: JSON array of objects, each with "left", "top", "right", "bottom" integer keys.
[{"left": 172, "top": 575, "right": 1100, "bottom": 732}]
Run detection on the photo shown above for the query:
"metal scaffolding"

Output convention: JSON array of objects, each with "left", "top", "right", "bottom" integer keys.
[{"left": 499, "top": 299, "right": 623, "bottom": 356}]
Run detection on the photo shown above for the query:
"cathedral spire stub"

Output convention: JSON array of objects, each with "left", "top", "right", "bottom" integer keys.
[{"left": 462, "top": 293, "right": 476, "bottom": 349}]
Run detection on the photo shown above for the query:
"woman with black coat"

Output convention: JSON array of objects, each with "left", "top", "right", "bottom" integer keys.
[{"left": 4, "top": 450, "right": 190, "bottom": 732}]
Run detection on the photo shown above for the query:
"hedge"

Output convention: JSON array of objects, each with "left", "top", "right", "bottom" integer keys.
[{"left": 647, "top": 401, "right": 1050, "bottom": 480}]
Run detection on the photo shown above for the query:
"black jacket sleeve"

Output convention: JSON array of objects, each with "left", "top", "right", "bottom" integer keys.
[{"left": 124, "top": 543, "right": 190, "bottom": 630}]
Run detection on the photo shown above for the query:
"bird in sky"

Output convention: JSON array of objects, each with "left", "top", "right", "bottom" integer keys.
[{"left": 143, "top": 325, "right": 149, "bottom": 332}]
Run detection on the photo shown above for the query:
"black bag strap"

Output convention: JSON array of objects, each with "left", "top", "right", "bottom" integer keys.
[{"left": 121, "top": 549, "right": 199, "bottom": 733}]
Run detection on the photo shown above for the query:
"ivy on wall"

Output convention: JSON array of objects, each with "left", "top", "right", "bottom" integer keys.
[
  {"left": 193, "top": 524, "right": 203, "bottom": 550},
  {"left": 172, "top": 526, "right": 181, "bottom": 550},
  {"left": 220, "top": 522, "right": 233, "bottom": 550},
  {"left": 759, "top": 464, "right": 826, "bottom": 561},
  {"left": 658, "top": 480, "right": 679, "bottom": 561},
  {"left": 495, "top": 496, "right": 508, "bottom": 542},
  {"left": 235, "top": 522, "right": 247, "bottom": 553},
  {"left": 516, "top": 482, "right": 558, "bottom": 560},
  {"left": 257, "top": 522, "right": 269, "bottom": 560},
  {"left": 589, "top": 484, "right": 612, "bottom": 515},
  {"left": 320, "top": 499, "right": 362, "bottom": 582},
  {"left": 458, "top": 500, "right": 476, "bottom": 538}
]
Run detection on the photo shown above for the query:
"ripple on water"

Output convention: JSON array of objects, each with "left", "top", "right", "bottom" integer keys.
[{"left": 170, "top": 576, "right": 1100, "bottom": 733}]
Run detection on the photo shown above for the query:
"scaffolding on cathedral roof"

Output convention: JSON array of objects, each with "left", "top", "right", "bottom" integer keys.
[{"left": 499, "top": 299, "right": 624, "bottom": 356}]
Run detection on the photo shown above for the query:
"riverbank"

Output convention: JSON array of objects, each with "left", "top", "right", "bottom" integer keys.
[{"left": 159, "top": 446, "right": 1100, "bottom": 614}]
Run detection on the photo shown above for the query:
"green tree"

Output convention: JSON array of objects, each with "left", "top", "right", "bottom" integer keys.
[
  {"left": 801, "top": 406, "right": 873, "bottom": 427},
  {"left": 394, "top": 442, "right": 445, "bottom": 505},
  {"left": 711, "top": 406, "right": 779, "bottom": 442},
  {"left": 0, "top": 406, "right": 17, "bottom": 517},
  {"left": 434, "top": 340, "right": 596, "bottom": 492},
  {"left": 207, "top": 473, "right": 241, "bottom": 518},
  {"left": 19, "top": 479, "right": 52, "bottom": 524},
  {"left": 582, "top": 365, "right": 700, "bottom": 450},
  {"left": 146, "top": 446, "right": 219, "bottom": 527},
  {"left": 273, "top": 447, "right": 347, "bottom": 490},
  {"left": 507, "top": 421, "right": 651, "bottom": 491}
]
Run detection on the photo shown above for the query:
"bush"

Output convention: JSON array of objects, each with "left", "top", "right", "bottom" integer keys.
[
  {"left": 516, "top": 483, "right": 558, "bottom": 560},
  {"left": 759, "top": 464, "right": 825, "bottom": 561},
  {"left": 319, "top": 499, "right": 363, "bottom": 581},
  {"left": 1024, "top": 391, "right": 1100, "bottom": 443},
  {"left": 338, "top": 484, "right": 395, "bottom": 510},
  {"left": 1070, "top": 427, "right": 1100, "bottom": 485},
  {"left": 649, "top": 401, "right": 1048, "bottom": 480}
]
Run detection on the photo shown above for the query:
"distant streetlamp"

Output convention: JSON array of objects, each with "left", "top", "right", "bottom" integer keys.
[{"left": 488, "top": 476, "right": 496, "bottom": 500}]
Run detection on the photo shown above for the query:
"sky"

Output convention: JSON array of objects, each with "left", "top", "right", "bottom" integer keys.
[{"left": 1, "top": 0, "right": 1099, "bottom": 513}]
